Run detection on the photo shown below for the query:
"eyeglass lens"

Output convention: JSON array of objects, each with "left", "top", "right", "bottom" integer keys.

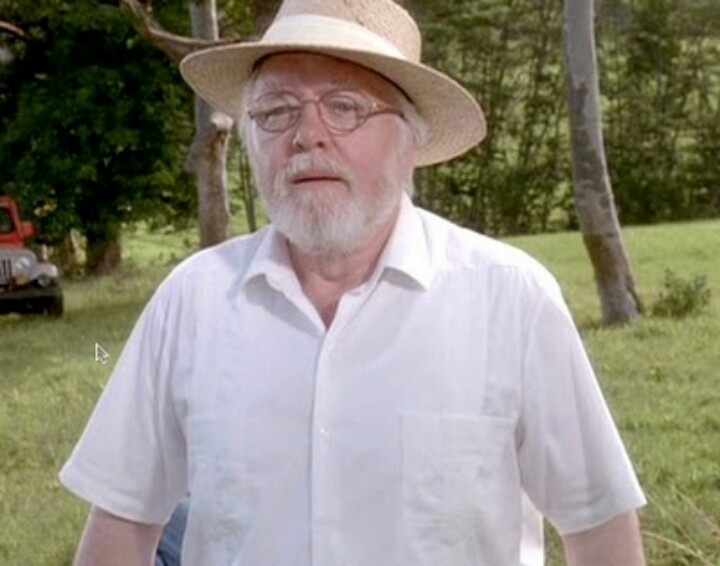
[{"left": 249, "top": 90, "right": 386, "bottom": 133}]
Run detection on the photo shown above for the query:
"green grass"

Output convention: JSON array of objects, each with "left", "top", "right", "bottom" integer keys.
[
  {"left": 510, "top": 221, "right": 720, "bottom": 565},
  {"left": 1, "top": 219, "right": 718, "bottom": 565}
]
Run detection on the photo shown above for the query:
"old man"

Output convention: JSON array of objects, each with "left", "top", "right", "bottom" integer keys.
[{"left": 61, "top": 1, "right": 646, "bottom": 564}]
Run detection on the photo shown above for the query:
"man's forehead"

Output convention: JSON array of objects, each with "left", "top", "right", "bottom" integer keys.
[
  {"left": 255, "top": 71, "right": 357, "bottom": 90},
  {"left": 251, "top": 52, "right": 402, "bottom": 99}
]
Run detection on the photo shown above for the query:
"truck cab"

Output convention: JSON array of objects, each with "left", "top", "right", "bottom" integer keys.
[{"left": 0, "top": 196, "right": 64, "bottom": 317}]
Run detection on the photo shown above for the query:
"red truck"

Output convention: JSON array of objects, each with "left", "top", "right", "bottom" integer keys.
[{"left": 0, "top": 196, "right": 63, "bottom": 316}]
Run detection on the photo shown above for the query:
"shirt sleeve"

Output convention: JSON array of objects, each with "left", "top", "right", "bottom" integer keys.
[
  {"left": 59, "top": 273, "right": 189, "bottom": 525},
  {"left": 516, "top": 280, "right": 646, "bottom": 535}
]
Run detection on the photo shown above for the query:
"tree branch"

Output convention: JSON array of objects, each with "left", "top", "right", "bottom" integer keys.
[
  {"left": 119, "top": 0, "right": 234, "bottom": 63},
  {"left": 0, "top": 21, "right": 28, "bottom": 41}
]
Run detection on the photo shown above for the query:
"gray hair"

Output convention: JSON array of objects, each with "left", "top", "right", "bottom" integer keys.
[
  {"left": 396, "top": 94, "right": 429, "bottom": 150},
  {"left": 237, "top": 73, "right": 259, "bottom": 148}
]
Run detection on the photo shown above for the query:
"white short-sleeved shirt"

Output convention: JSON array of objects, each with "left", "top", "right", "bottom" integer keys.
[{"left": 60, "top": 194, "right": 645, "bottom": 565}]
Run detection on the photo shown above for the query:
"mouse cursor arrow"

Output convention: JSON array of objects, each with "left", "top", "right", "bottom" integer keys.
[{"left": 94, "top": 342, "right": 110, "bottom": 365}]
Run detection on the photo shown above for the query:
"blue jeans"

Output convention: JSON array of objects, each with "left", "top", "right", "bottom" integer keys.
[{"left": 155, "top": 498, "right": 189, "bottom": 566}]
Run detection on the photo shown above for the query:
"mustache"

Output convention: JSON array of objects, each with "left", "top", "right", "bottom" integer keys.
[{"left": 275, "top": 154, "right": 355, "bottom": 188}]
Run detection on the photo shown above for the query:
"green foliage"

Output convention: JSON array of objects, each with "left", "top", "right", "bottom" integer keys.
[
  {"left": 651, "top": 269, "right": 712, "bottom": 318},
  {"left": 600, "top": 0, "right": 720, "bottom": 224},
  {"left": 0, "top": 0, "right": 195, "bottom": 250},
  {"left": 0, "top": 0, "right": 717, "bottom": 249},
  {"left": 412, "top": 0, "right": 569, "bottom": 235},
  {"left": 510, "top": 220, "right": 720, "bottom": 563},
  {"left": 407, "top": 0, "right": 720, "bottom": 235}
]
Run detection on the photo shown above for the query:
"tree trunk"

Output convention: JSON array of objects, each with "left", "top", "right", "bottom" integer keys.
[
  {"left": 238, "top": 138, "right": 258, "bottom": 232},
  {"left": 55, "top": 229, "right": 82, "bottom": 277},
  {"left": 188, "top": 0, "right": 233, "bottom": 248},
  {"left": 563, "top": 0, "right": 641, "bottom": 325},
  {"left": 86, "top": 224, "right": 122, "bottom": 276},
  {"left": 119, "top": 0, "right": 234, "bottom": 247}
]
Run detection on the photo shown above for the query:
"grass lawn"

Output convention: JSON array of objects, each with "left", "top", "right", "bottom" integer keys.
[
  {"left": 1, "top": 219, "right": 718, "bottom": 565},
  {"left": 509, "top": 221, "right": 720, "bottom": 564}
]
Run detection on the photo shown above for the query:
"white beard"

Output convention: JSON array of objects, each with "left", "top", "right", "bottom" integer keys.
[{"left": 254, "top": 152, "right": 411, "bottom": 257}]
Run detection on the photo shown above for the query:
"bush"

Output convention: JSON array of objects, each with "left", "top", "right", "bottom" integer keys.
[{"left": 651, "top": 270, "right": 712, "bottom": 318}]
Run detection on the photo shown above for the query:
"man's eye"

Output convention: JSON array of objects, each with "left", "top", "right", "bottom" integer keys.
[
  {"left": 263, "top": 105, "right": 294, "bottom": 119},
  {"left": 325, "top": 97, "right": 361, "bottom": 115}
]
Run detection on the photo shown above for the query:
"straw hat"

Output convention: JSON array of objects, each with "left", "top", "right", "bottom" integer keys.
[{"left": 180, "top": 0, "right": 486, "bottom": 167}]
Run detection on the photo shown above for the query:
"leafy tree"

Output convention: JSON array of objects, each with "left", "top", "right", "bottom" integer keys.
[
  {"left": 121, "top": 0, "right": 262, "bottom": 248},
  {"left": 409, "top": 0, "right": 718, "bottom": 233},
  {"left": 599, "top": 0, "right": 720, "bottom": 223},
  {"left": 0, "top": 0, "right": 194, "bottom": 274},
  {"left": 410, "top": 0, "right": 570, "bottom": 236}
]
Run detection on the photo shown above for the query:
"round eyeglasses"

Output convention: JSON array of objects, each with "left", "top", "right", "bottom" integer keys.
[{"left": 247, "top": 89, "right": 405, "bottom": 134}]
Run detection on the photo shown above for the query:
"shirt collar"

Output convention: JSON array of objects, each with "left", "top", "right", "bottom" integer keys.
[
  {"left": 239, "top": 191, "right": 433, "bottom": 293},
  {"left": 240, "top": 225, "right": 299, "bottom": 293},
  {"left": 376, "top": 191, "right": 433, "bottom": 291}
]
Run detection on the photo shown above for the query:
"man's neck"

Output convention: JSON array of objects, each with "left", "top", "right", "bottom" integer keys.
[{"left": 288, "top": 207, "right": 400, "bottom": 328}]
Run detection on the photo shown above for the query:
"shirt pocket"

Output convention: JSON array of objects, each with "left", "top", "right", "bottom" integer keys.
[{"left": 401, "top": 413, "right": 520, "bottom": 565}]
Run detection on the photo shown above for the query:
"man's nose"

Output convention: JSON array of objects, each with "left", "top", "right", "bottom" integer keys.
[{"left": 291, "top": 101, "right": 330, "bottom": 151}]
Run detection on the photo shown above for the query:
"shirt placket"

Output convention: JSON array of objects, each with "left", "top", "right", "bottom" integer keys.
[
  {"left": 310, "top": 331, "right": 342, "bottom": 566},
  {"left": 309, "top": 290, "right": 372, "bottom": 566}
]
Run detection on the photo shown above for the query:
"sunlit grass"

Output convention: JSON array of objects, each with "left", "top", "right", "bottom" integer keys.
[{"left": 508, "top": 220, "right": 720, "bottom": 564}]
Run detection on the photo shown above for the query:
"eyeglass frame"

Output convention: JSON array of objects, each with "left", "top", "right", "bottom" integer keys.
[{"left": 246, "top": 88, "right": 406, "bottom": 135}]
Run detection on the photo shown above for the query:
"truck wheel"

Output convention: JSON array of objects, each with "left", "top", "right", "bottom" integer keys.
[{"left": 46, "top": 295, "right": 64, "bottom": 318}]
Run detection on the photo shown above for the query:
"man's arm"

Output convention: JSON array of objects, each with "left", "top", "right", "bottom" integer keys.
[
  {"left": 562, "top": 511, "right": 645, "bottom": 566},
  {"left": 74, "top": 506, "right": 163, "bottom": 566}
]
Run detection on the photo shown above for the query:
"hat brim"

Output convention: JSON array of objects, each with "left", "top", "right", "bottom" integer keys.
[{"left": 180, "top": 43, "right": 486, "bottom": 167}]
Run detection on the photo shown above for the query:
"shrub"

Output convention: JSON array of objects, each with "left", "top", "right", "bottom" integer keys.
[{"left": 651, "top": 270, "right": 712, "bottom": 318}]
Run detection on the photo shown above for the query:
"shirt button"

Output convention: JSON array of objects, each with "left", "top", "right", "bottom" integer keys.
[{"left": 319, "top": 427, "right": 330, "bottom": 438}]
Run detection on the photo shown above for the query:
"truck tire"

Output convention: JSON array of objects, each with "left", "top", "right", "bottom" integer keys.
[{"left": 46, "top": 294, "right": 64, "bottom": 318}]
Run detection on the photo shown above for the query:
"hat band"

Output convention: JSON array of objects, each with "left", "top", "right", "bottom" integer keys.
[{"left": 262, "top": 14, "right": 408, "bottom": 61}]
